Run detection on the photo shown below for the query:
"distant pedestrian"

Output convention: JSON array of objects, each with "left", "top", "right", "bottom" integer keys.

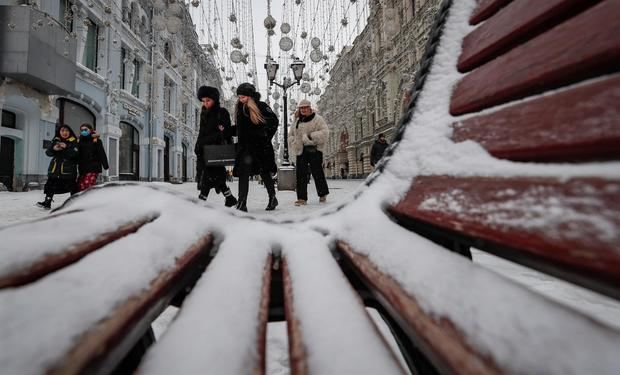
[
  {"left": 36, "top": 125, "right": 79, "bottom": 209},
  {"left": 194, "top": 86, "right": 237, "bottom": 207},
  {"left": 340, "top": 167, "right": 346, "bottom": 179},
  {"left": 370, "top": 133, "right": 389, "bottom": 168},
  {"left": 288, "top": 99, "right": 329, "bottom": 206},
  {"left": 232, "top": 83, "right": 279, "bottom": 212},
  {"left": 76, "top": 124, "right": 109, "bottom": 192}
]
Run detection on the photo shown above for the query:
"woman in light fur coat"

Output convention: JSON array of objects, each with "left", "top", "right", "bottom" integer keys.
[{"left": 288, "top": 99, "right": 330, "bottom": 206}]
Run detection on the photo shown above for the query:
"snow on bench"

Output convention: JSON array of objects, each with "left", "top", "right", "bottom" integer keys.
[{"left": 1, "top": 0, "right": 619, "bottom": 374}]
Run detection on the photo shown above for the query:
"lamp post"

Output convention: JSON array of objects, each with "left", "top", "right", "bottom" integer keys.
[{"left": 264, "top": 57, "right": 305, "bottom": 166}]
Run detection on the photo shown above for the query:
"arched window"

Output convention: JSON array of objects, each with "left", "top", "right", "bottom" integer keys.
[
  {"left": 57, "top": 98, "right": 96, "bottom": 135},
  {"left": 164, "top": 42, "right": 172, "bottom": 63},
  {"left": 119, "top": 122, "right": 140, "bottom": 180}
]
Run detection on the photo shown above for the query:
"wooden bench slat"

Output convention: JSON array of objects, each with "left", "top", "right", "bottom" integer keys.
[
  {"left": 282, "top": 243, "right": 405, "bottom": 374},
  {"left": 0, "top": 213, "right": 157, "bottom": 288},
  {"left": 337, "top": 237, "right": 620, "bottom": 374},
  {"left": 0, "top": 214, "right": 213, "bottom": 375},
  {"left": 451, "top": 74, "right": 620, "bottom": 161},
  {"left": 139, "top": 241, "right": 272, "bottom": 375},
  {"left": 388, "top": 175, "right": 620, "bottom": 299},
  {"left": 451, "top": 0, "right": 620, "bottom": 115},
  {"left": 338, "top": 242, "right": 500, "bottom": 375},
  {"left": 469, "top": 0, "right": 513, "bottom": 25},
  {"left": 459, "top": 0, "right": 602, "bottom": 72}
]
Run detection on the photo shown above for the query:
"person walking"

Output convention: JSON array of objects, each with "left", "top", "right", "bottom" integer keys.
[
  {"left": 36, "top": 125, "right": 79, "bottom": 209},
  {"left": 232, "top": 83, "right": 279, "bottom": 212},
  {"left": 370, "top": 133, "right": 389, "bottom": 168},
  {"left": 194, "top": 86, "right": 238, "bottom": 207},
  {"left": 76, "top": 123, "right": 109, "bottom": 192},
  {"left": 288, "top": 99, "right": 329, "bottom": 206}
]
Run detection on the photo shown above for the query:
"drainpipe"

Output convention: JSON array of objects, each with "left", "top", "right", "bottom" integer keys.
[{"left": 147, "top": 7, "right": 155, "bottom": 181}]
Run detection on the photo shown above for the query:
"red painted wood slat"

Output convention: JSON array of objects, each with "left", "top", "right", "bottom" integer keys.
[
  {"left": 338, "top": 242, "right": 501, "bottom": 375},
  {"left": 451, "top": 74, "right": 620, "bottom": 161},
  {"left": 451, "top": 0, "right": 620, "bottom": 115},
  {"left": 469, "top": 0, "right": 513, "bottom": 25},
  {"left": 388, "top": 176, "right": 620, "bottom": 298},
  {"left": 459, "top": 0, "right": 602, "bottom": 72}
]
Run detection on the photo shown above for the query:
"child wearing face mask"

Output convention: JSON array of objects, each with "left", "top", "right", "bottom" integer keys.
[{"left": 76, "top": 123, "right": 109, "bottom": 192}]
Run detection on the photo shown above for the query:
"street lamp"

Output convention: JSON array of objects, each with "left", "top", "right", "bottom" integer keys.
[{"left": 264, "top": 57, "right": 305, "bottom": 166}]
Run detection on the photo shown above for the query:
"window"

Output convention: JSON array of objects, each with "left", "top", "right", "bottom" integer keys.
[
  {"left": 57, "top": 99, "right": 96, "bottom": 135},
  {"left": 182, "top": 103, "right": 188, "bottom": 124},
  {"left": 119, "top": 122, "right": 140, "bottom": 180},
  {"left": 120, "top": 47, "right": 126, "bottom": 89},
  {"left": 131, "top": 59, "right": 140, "bottom": 97},
  {"left": 1, "top": 110, "right": 16, "bottom": 129},
  {"left": 82, "top": 18, "right": 99, "bottom": 71},
  {"left": 163, "top": 42, "right": 172, "bottom": 63},
  {"left": 163, "top": 77, "right": 172, "bottom": 113},
  {"left": 59, "top": 0, "right": 73, "bottom": 32}
]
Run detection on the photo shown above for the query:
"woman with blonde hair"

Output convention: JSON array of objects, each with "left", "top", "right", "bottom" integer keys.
[{"left": 232, "top": 83, "right": 279, "bottom": 212}]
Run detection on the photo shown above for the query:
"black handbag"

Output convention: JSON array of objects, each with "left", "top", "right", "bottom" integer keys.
[
  {"left": 303, "top": 145, "right": 318, "bottom": 154},
  {"left": 203, "top": 144, "right": 236, "bottom": 166}
]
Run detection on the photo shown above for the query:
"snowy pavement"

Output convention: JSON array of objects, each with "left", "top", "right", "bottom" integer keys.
[{"left": 1, "top": 179, "right": 619, "bottom": 374}]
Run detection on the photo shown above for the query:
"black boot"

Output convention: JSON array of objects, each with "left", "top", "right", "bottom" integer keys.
[
  {"left": 265, "top": 195, "right": 278, "bottom": 211},
  {"left": 223, "top": 188, "right": 238, "bottom": 207},
  {"left": 36, "top": 196, "right": 53, "bottom": 210},
  {"left": 198, "top": 191, "right": 208, "bottom": 201},
  {"left": 236, "top": 199, "right": 247, "bottom": 212}
]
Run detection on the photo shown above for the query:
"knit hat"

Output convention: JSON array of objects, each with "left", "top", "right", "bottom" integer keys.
[
  {"left": 197, "top": 86, "right": 220, "bottom": 102},
  {"left": 298, "top": 99, "right": 312, "bottom": 108},
  {"left": 236, "top": 82, "right": 260, "bottom": 101}
]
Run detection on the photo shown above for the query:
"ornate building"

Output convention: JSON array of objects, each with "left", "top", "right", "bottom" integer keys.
[
  {"left": 0, "top": 0, "right": 222, "bottom": 191},
  {"left": 317, "top": 0, "right": 442, "bottom": 178}
]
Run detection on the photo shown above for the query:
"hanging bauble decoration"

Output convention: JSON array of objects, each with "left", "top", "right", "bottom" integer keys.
[
  {"left": 230, "top": 50, "right": 243, "bottom": 64},
  {"left": 191, "top": 0, "right": 200, "bottom": 7},
  {"left": 328, "top": 45, "right": 335, "bottom": 52},
  {"left": 310, "top": 37, "right": 321, "bottom": 48},
  {"left": 279, "top": 36, "right": 293, "bottom": 51},
  {"left": 280, "top": 23, "right": 291, "bottom": 34},
  {"left": 323, "top": 54, "right": 329, "bottom": 60},
  {"left": 231, "top": 37, "right": 243, "bottom": 49},
  {"left": 166, "top": 17, "right": 182, "bottom": 34},
  {"left": 152, "top": 15, "right": 166, "bottom": 31},
  {"left": 272, "top": 91, "right": 281, "bottom": 100},
  {"left": 310, "top": 49, "right": 322, "bottom": 63},
  {"left": 341, "top": 18, "right": 348, "bottom": 26},
  {"left": 274, "top": 103, "right": 280, "bottom": 110},
  {"left": 313, "top": 87, "right": 321, "bottom": 95},
  {"left": 241, "top": 54, "right": 249, "bottom": 64},
  {"left": 213, "top": 43, "right": 219, "bottom": 50},
  {"left": 268, "top": 29, "right": 275, "bottom": 36},
  {"left": 229, "top": 13, "right": 237, "bottom": 23},
  {"left": 300, "top": 82, "right": 311, "bottom": 93},
  {"left": 302, "top": 72, "right": 310, "bottom": 81},
  {"left": 247, "top": 72, "right": 253, "bottom": 78},
  {"left": 301, "top": 31, "right": 308, "bottom": 39},
  {"left": 290, "top": 99, "right": 297, "bottom": 107},
  {"left": 295, "top": 0, "right": 302, "bottom": 4},
  {"left": 225, "top": 76, "right": 233, "bottom": 81},
  {"left": 350, "top": 0, "right": 357, "bottom": 3},
  {"left": 383, "top": 8, "right": 398, "bottom": 37},
  {"left": 264, "top": 15, "right": 276, "bottom": 29}
]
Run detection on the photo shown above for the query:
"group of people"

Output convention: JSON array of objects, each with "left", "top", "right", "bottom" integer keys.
[
  {"left": 194, "top": 83, "right": 390, "bottom": 212},
  {"left": 36, "top": 124, "right": 109, "bottom": 209}
]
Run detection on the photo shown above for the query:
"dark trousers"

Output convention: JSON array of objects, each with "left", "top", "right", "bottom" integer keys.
[
  {"left": 296, "top": 150, "right": 329, "bottom": 200},
  {"left": 238, "top": 170, "right": 276, "bottom": 202}
]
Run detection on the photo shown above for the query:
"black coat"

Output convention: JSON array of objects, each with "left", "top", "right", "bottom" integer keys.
[
  {"left": 194, "top": 106, "right": 233, "bottom": 155},
  {"left": 195, "top": 105, "right": 232, "bottom": 190},
  {"left": 78, "top": 136, "right": 109, "bottom": 174},
  {"left": 232, "top": 101, "right": 279, "bottom": 177},
  {"left": 370, "top": 139, "right": 389, "bottom": 166},
  {"left": 46, "top": 136, "right": 79, "bottom": 180}
]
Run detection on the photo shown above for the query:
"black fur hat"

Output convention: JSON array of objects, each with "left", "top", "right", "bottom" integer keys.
[
  {"left": 236, "top": 82, "right": 261, "bottom": 101},
  {"left": 197, "top": 86, "right": 220, "bottom": 102}
]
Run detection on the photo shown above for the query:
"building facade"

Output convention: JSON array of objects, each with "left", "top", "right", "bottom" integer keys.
[
  {"left": 0, "top": 0, "right": 222, "bottom": 191},
  {"left": 317, "top": 0, "right": 442, "bottom": 179}
]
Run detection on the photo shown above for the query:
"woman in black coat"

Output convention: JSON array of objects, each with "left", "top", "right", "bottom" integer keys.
[
  {"left": 76, "top": 123, "right": 109, "bottom": 192},
  {"left": 195, "top": 86, "right": 237, "bottom": 207},
  {"left": 232, "top": 83, "right": 279, "bottom": 212},
  {"left": 36, "top": 125, "right": 79, "bottom": 209}
]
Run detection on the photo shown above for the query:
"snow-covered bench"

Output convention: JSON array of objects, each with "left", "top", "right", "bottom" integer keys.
[{"left": 1, "top": 1, "right": 619, "bottom": 374}]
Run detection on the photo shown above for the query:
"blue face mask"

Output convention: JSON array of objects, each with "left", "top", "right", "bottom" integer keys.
[{"left": 80, "top": 130, "right": 90, "bottom": 137}]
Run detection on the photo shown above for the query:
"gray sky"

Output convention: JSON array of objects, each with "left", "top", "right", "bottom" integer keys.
[{"left": 251, "top": 0, "right": 283, "bottom": 100}]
